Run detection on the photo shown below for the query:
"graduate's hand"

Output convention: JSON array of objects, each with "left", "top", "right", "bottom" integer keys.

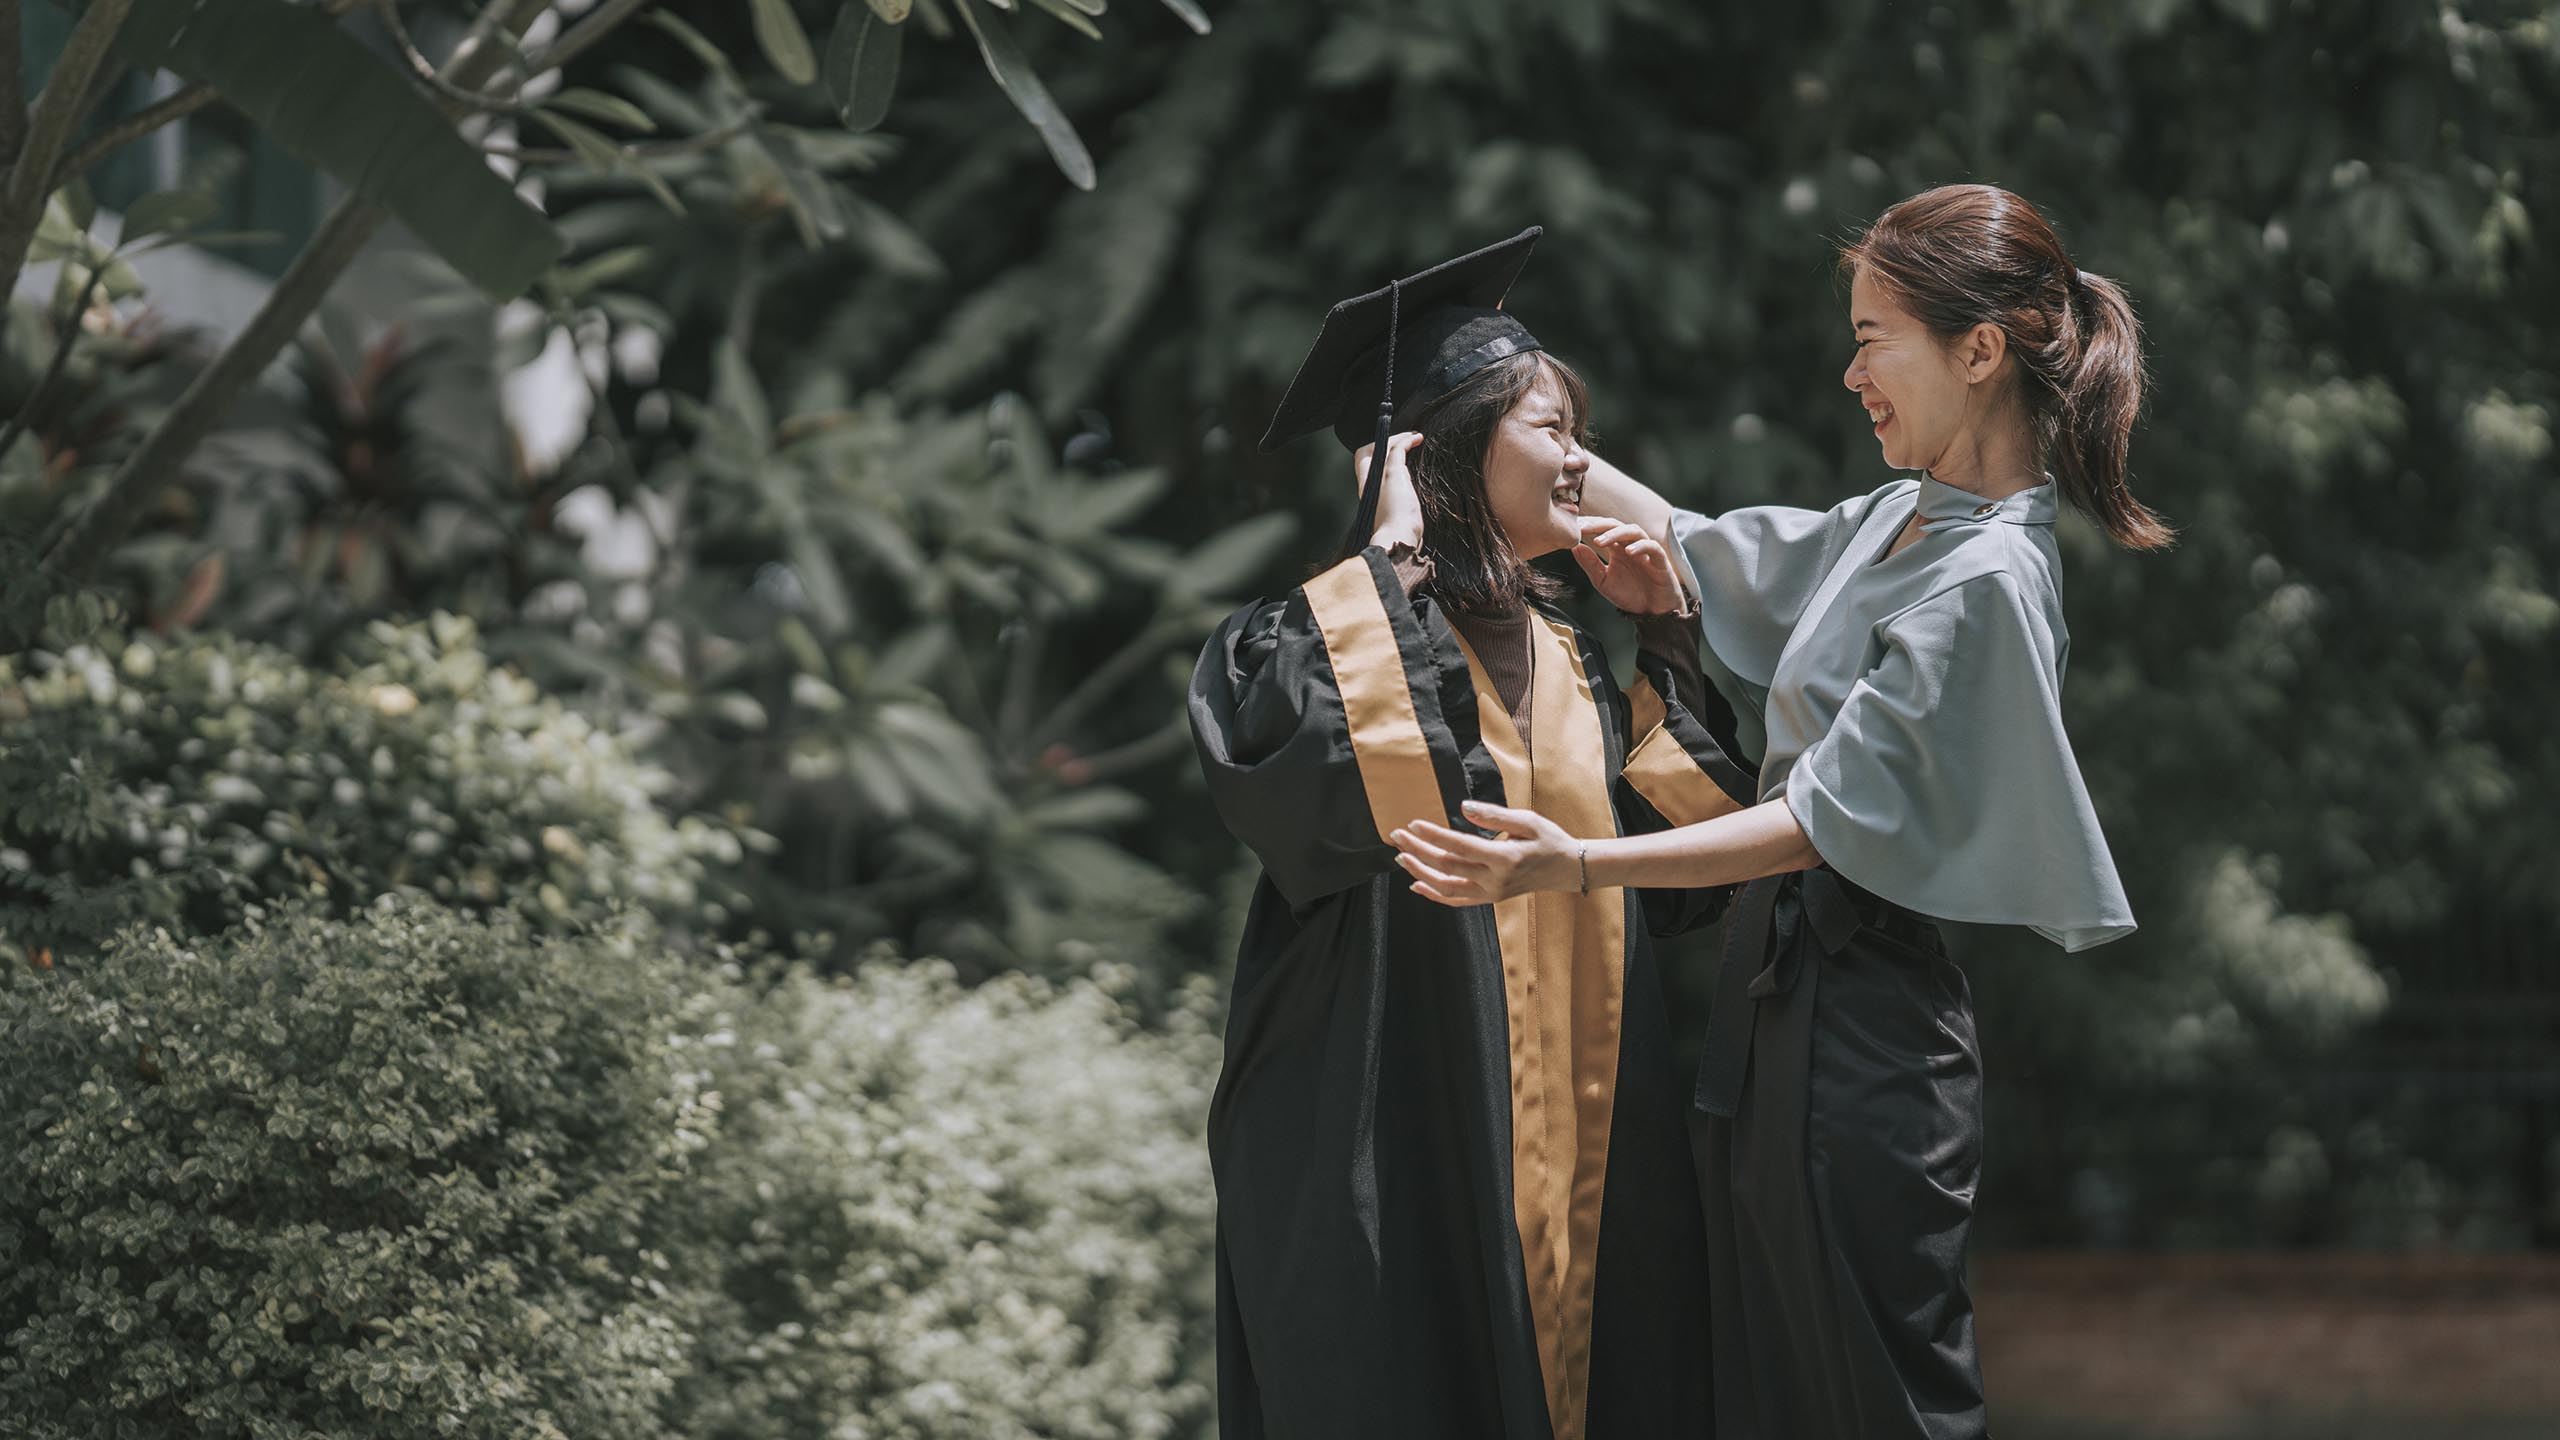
[
  {"left": 1390, "top": 800, "right": 1581, "bottom": 907},
  {"left": 1571, "top": 515, "right": 1687, "bottom": 615},
  {"left": 1352, "top": 432, "right": 1427, "bottom": 550}
]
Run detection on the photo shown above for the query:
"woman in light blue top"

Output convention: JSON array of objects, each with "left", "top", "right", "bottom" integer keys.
[
  {"left": 1387, "top": 184, "right": 2171, "bottom": 1440},
  {"left": 1665, "top": 465, "right": 2134, "bottom": 950}
]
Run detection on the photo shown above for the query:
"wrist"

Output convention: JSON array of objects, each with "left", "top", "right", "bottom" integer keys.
[
  {"left": 1617, "top": 589, "right": 1700, "bottom": 622},
  {"left": 1579, "top": 836, "right": 1627, "bottom": 890}
]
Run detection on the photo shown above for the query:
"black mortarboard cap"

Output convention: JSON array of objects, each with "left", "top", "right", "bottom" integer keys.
[{"left": 1259, "top": 228, "right": 1546, "bottom": 557}]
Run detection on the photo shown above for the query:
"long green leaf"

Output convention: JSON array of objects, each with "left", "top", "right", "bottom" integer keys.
[
  {"left": 533, "top": 111, "right": 626, "bottom": 173},
  {"left": 551, "top": 245, "right": 655, "bottom": 299},
  {"left": 116, "top": 188, "right": 218, "bottom": 244},
  {"left": 785, "top": 527, "right": 854, "bottom": 636},
  {"left": 545, "top": 87, "right": 657, "bottom": 133},
  {"left": 954, "top": 0, "right": 1095, "bottom": 190},
  {"left": 121, "top": 228, "right": 282, "bottom": 258},
  {"left": 110, "top": 0, "right": 563, "bottom": 298},
  {"left": 750, "top": 0, "right": 819, "bottom": 85},
  {"left": 865, "top": 0, "right": 913, "bottom": 20},
  {"left": 1156, "top": 0, "right": 1211, "bottom": 33},
  {"left": 1166, "top": 513, "right": 1295, "bottom": 599},
  {"left": 749, "top": 122, "right": 850, "bottom": 246},
  {"left": 534, "top": 112, "right": 686, "bottom": 217},
  {"left": 648, "top": 10, "right": 736, "bottom": 78},
  {"left": 824, "top": 3, "right": 905, "bottom": 132},
  {"left": 1024, "top": 0, "right": 1100, "bottom": 40}
]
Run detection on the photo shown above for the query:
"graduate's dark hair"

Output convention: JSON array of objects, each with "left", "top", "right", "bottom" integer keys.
[
  {"left": 1843, "top": 184, "right": 2173, "bottom": 551},
  {"left": 1405, "top": 351, "right": 1586, "bottom": 616}
]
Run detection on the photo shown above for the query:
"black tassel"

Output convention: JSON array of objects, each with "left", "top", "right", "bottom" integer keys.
[{"left": 1338, "top": 278, "right": 1402, "bottom": 560}]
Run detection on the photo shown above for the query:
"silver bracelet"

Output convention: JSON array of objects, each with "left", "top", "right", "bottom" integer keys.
[{"left": 1576, "top": 841, "right": 1589, "bottom": 894}]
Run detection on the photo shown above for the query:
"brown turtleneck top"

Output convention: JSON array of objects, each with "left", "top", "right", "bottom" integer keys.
[{"left": 1384, "top": 543, "right": 1709, "bottom": 755}]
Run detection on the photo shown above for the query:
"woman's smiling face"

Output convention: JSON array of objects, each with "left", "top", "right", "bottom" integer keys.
[
  {"left": 1481, "top": 357, "right": 1591, "bottom": 560},
  {"left": 1842, "top": 262, "right": 1980, "bottom": 474}
]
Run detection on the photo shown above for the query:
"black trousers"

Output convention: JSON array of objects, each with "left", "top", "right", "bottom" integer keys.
[{"left": 1690, "top": 867, "right": 1989, "bottom": 1440}]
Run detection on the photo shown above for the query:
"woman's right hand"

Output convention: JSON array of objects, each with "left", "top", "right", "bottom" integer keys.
[{"left": 1351, "top": 431, "right": 1427, "bottom": 551}]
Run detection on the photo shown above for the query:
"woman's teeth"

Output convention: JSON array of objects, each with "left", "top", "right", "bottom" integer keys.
[{"left": 1866, "top": 399, "right": 1895, "bottom": 429}]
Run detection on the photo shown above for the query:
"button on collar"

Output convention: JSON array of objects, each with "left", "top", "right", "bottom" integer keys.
[{"left": 1914, "top": 473, "right": 2062, "bottom": 529}]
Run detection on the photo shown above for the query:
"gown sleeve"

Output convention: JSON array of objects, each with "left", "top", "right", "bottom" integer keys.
[
  {"left": 1781, "top": 570, "right": 2137, "bottom": 951},
  {"left": 1612, "top": 609, "right": 1759, "bottom": 939},
  {"left": 1188, "top": 545, "right": 1476, "bottom": 908},
  {"left": 1667, "top": 491, "right": 1888, "bottom": 687}
]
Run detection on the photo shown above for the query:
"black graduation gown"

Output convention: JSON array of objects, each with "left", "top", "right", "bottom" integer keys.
[{"left": 1187, "top": 546, "right": 1755, "bottom": 1440}]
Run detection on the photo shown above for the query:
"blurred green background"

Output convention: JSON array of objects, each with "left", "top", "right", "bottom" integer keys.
[{"left": 1, "top": 1, "right": 2554, "bottom": 1436}]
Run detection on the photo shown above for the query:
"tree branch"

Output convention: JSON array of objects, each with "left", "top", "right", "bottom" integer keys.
[
  {"left": 49, "top": 86, "right": 218, "bottom": 191},
  {"left": 480, "top": 115, "right": 755, "bottom": 165},
  {"left": 0, "top": 245, "right": 112, "bottom": 464},
  {"left": 1027, "top": 616, "right": 1183, "bottom": 755},
  {"left": 3, "top": 0, "right": 575, "bottom": 648},
  {"left": 523, "top": 0, "right": 656, "bottom": 78},
  {"left": 44, "top": 0, "right": 370, "bottom": 191},
  {"left": 6, "top": 196, "right": 387, "bottom": 623},
  {"left": 0, "top": 0, "right": 137, "bottom": 312},
  {"left": 1072, "top": 717, "right": 1192, "bottom": 785},
  {"left": 0, "top": 1, "right": 28, "bottom": 171},
  {"left": 374, "top": 0, "right": 534, "bottom": 113}
]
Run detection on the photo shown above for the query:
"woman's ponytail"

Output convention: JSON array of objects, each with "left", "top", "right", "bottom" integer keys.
[{"left": 2057, "top": 270, "right": 2173, "bottom": 550}]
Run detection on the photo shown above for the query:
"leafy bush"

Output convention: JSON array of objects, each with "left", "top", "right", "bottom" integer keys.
[
  {"left": 0, "top": 903, "right": 1219, "bottom": 1440},
  {"left": 664, "top": 956, "right": 1219, "bottom": 1440},
  {"left": 0, "top": 606, "right": 749, "bottom": 964},
  {"left": 0, "top": 899, "right": 715, "bottom": 1440}
]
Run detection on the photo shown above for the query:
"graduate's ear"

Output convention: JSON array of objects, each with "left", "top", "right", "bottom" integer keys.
[{"left": 1956, "top": 321, "right": 2008, "bottom": 385}]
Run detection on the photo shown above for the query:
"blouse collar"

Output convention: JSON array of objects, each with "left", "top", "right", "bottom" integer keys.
[{"left": 1915, "top": 473, "right": 2059, "bottom": 531}]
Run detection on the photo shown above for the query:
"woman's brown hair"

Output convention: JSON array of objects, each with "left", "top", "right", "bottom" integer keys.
[
  {"left": 1403, "top": 351, "right": 1587, "bottom": 615},
  {"left": 1843, "top": 184, "right": 2173, "bottom": 550}
]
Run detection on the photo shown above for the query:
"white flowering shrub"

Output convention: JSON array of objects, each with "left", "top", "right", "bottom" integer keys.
[
  {"left": 663, "top": 956, "right": 1220, "bottom": 1440},
  {"left": 0, "top": 899, "right": 716, "bottom": 1440},
  {"left": 0, "top": 609, "right": 749, "bottom": 964},
  {"left": 0, "top": 904, "right": 1220, "bottom": 1440}
]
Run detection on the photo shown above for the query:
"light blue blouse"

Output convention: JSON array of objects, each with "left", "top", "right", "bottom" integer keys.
[{"left": 1668, "top": 476, "right": 2135, "bottom": 951}]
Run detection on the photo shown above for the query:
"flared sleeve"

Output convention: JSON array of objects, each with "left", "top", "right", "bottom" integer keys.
[
  {"left": 1666, "top": 483, "right": 1908, "bottom": 765},
  {"left": 1780, "top": 570, "right": 2136, "bottom": 951},
  {"left": 1612, "top": 612, "right": 1759, "bottom": 938},
  {"left": 1187, "top": 546, "right": 1475, "bottom": 908},
  {"left": 1667, "top": 488, "right": 1897, "bottom": 689}
]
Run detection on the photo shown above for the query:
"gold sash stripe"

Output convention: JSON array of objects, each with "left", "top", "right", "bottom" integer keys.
[
  {"left": 1627, "top": 670, "right": 1668, "bottom": 742},
  {"left": 1301, "top": 555, "right": 1450, "bottom": 845},
  {"left": 1620, "top": 673, "right": 1745, "bottom": 828},
  {"left": 1451, "top": 615, "right": 1626, "bottom": 1440}
]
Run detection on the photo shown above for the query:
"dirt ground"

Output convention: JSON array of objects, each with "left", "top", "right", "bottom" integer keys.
[{"left": 1976, "top": 1251, "right": 2560, "bottom": 1439}]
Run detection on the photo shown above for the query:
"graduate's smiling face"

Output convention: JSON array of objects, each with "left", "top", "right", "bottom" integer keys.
[
  {"left": 1843, "top": 263, "right": 2009, "bottom": 476},
  {"left": 1480, "top": 358, "right": 1590, "bottom": 560}
]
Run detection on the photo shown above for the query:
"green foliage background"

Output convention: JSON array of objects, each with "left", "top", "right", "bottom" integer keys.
[
  {"left": 4, "top": 10, "right": 2557, "bottom": 1432},
  {"left": 832, "top": 0, "right": 2560, "bottom": 1244},
  {"left": 514, "top": 0, "right": 2556, "bottom": 1245}
]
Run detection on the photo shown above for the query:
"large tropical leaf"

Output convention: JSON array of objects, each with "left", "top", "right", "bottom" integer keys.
[
  {"left": 106, "top": 0, "right": 564, "bottom": 297},
  {"left": 953, "top": 0, "right": 1096, "bottom": 190}
]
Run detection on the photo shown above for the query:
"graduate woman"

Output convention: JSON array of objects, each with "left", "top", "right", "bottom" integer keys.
[
  {"left": 1389, "top": 185, "right": 2167, "bottom": 1439},
  {"left": 1187, "top": 229, "right": 1752, "bottom": 1440}
]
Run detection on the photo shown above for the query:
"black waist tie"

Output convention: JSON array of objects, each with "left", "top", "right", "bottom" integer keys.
[
  {"left": 1688, "top": 865, "right": 1987, "bottom": 1439},
  {"left": 1693, "top": 867, "right": 1934, "bottom": 1118}
]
